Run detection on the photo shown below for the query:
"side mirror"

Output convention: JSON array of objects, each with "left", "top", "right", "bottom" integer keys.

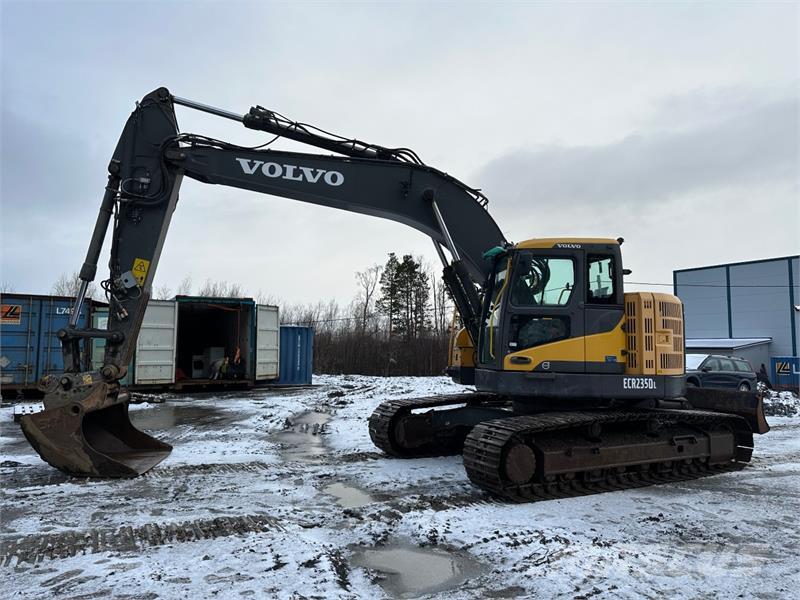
[{"left": 701, "top": 366, "right": 712, "bottom": 372}]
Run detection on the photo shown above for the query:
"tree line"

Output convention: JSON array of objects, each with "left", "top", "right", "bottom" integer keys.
[
  {"left": 46, "top": 253, "right": 456, "bottom": 376},
  {"left": 280, "top": 254, "right": 454, "bottom": 376}
]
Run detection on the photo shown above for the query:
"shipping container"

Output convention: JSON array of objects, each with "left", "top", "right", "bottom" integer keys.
[
  {"left": 93, "top": 298, "right": 278, "bottom": 387},
  {"left": 1, "top": 294, "right": 92, "bottom": 395},
  {"left": 771, "top": 356, "right": 799, "bottom": 391},
  {"left": 2, "top": 292, "right": 286, "bottom": 397},
  {"left": 278, "top": 326, "right": 313, "bottom": 385}
]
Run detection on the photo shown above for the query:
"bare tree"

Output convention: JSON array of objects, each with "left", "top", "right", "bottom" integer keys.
[
  {"left": 227, "top": 282, "right": 245, "bottom": 298},
  {"left": 51, "top": 271, "right": 97, "bottom": 299},
  {"left": 0, "top": 281, "right": 15, "bottom": 294},
  {"left": 175, "top": 275, "right": 193, "bottom": 296},
  {"left": 429, "top": 266, "right": 451, "bottom": 337},
  {"left": 197, "top": 279, "right": 247, "bottom": 298},
  {"left": 354, "top": 264, "right": 382, "bottom": 332},
  {"left": 153, "top": 284, "right": 173, "bottom": 300},
  {"left": 197, "top": 279, "right": 221, "bottom": 297},
  {"left": 256, "top": 290, "right": 282, "bottom": 306}
]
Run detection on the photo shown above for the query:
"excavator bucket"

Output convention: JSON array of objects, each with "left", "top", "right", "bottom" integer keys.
[{"left": 19, "top": 383, "right": 171, "bottom": 478}]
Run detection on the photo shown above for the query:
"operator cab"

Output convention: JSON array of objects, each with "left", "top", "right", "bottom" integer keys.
[{"left": 473, "top": 238, "right": 629, "bottom": 397}]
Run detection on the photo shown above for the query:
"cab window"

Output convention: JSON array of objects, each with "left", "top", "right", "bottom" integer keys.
[
  {"left": 510, "top": 257, "right": 574, "bottom": 306},
  {"left": 587, "top": 255, "right": 616, "bottom": 304}
]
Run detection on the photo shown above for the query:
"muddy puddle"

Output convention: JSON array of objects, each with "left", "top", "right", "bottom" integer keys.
[
  {"left": 129, "top": 404, "right": 233, "bottom": 431},
  {"left": 352, "top": 544, "right": 485, "bottom": 598},
  {"left": 272, "top": 411, "right": 331, "bottom": 462},
  {"left": 323, "top": 482, "right": 374, "bottom": 508}
]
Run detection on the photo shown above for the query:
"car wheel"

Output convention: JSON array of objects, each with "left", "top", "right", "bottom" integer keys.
[
  {"left": 738, "top": 382, "right": 750, "bottom": 392},
  {"left": 686, "top": 380, "right": 697, "bottom": 388}
]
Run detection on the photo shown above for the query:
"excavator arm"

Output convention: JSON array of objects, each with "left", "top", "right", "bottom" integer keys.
[
  {"left": 84, "top": 88, "right": 504, "bottom": 377},
  {"left": 21, "top": 87, "right": 506, "bottom": 477}
]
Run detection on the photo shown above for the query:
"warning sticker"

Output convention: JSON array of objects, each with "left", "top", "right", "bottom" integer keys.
[
  {"left": 132, "top": 258, "right": 151, "bottom": 286},
  {"left": 1, "top": 304, "right": 22, "bottom": 325}
]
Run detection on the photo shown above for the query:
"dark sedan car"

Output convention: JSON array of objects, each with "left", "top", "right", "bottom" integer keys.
[{"left": 685, "top": 354, "right": 758, "bottom": 391}]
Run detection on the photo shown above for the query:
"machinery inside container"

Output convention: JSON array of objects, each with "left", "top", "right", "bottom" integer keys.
[{"left": 175, "top": 301, "right": 253, "bottom": 381}]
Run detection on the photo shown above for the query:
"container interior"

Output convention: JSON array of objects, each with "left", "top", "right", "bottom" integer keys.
[{"left": 175, "top": 301, "right": 253, "bottom": 380}]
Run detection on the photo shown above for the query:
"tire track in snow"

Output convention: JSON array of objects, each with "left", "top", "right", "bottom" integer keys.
[{"left": 1, "top": 514, "right": 282, "bottom": 566}]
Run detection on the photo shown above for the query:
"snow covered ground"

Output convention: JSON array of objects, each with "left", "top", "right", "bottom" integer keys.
[{"left": 1, "top": 376, "right": 799, "bottom": 599}]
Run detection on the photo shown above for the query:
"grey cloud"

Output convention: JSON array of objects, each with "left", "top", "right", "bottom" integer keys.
[
  {"left": 477, "top": 98, "right": 798, "bottom": 210},
  {"left": 1, "top": 108, "right": 98, "bottom": 222}
]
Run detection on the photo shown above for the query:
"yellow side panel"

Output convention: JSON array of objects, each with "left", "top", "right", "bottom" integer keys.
[
  {"left": 503, "top": 336, "right": 585, "bottom": 371},
  {"left": 449, "top": 327, "right": 475, "bottom": 368},
  {"left": 585, "top": 317, "right": 626, "bottom": 364},
  {"left": 503, "top": 319, "right": 626, "bottom": 372}
]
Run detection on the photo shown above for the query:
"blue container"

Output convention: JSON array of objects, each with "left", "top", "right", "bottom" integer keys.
[
  {"left": 1, "top": 294, "right": 92, "bottom": 387},
  {"left": 279, "top": 326, "right": 313, "bottom": 385},
  {"left": 771, "top": 356, "right": 799, "bottom": 390}
]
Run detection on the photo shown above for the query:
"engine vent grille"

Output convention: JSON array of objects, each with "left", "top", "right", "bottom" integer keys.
[{"left": 624, "top": 292, "right": 684, "bottom": 376}]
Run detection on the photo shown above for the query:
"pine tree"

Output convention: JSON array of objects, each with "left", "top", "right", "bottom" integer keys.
[
  {"left": 377, "top": 253, "right": 401, "bottom": 337},
  {"left": 378, "top": 253, "right": 431, "bottom": 341}
]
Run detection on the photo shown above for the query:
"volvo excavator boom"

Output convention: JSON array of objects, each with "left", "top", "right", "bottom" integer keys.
[
  {"left": 79, "top": 89, "right": 502, "bottom": 374},
  {"left": 20, "top": 88, "right": 767, "bottom": 501},
  {"left": 21, "top": 87, "right": 504, "bottom": 477}
]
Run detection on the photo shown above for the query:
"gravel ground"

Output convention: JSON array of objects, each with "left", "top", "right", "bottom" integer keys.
[{"left": 1, "top": 375, "right": 798, "bottom": 599}]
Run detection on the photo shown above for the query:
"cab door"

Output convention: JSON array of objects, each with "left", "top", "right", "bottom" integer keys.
[
  {"left": 584, "top": 252, "right": 626, "bottom": 374},
  {"left": 501, "top": 250, "right": 585, "bottom": 372},
  {"left": 478, "top": 257, "right": 511, "bottom": 370}
]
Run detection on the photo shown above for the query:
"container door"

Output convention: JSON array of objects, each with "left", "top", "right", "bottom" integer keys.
[
  {"left": 255, "top": 305, "right": 279, "bottom": 380},
  {"left": 1, "top": 296, "right": 40, "bottom": 385},
  {"left": 134, "top": 300, "right": 178, "bottom": 385}
]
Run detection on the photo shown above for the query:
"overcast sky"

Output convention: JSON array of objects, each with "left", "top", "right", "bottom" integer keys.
[{"left": 1, "top": 1, "right": 797, "bottom": 306}]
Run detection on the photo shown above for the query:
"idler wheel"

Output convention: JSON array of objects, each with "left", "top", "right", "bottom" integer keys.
[{"left": 504, "top": 442, "right": 536, "bottom": 484}]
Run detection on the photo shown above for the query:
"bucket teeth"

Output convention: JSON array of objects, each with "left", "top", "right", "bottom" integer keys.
[{"left": 19, "top": 383, "right": 171, "bottom": 478}]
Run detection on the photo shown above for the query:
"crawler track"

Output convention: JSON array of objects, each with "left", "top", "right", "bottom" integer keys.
[
  {"left": 368, "top": 394, "right": 500, "bottom": 457},
  {"left": 463, "top": 409, "right": 754, "bottom": 502}
]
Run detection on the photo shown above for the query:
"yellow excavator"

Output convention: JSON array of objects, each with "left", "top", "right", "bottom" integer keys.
[{"left": 19, "top": 88, "right": 768, "bottom": 501}]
